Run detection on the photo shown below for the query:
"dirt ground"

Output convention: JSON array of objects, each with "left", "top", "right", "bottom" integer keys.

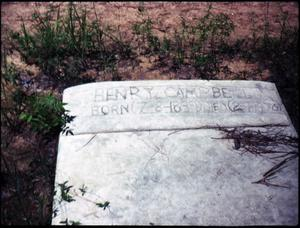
[
  {"left": 2, "top": 2, "right": 299, "bottom": 38},
  {"left": 1, "top": 2, "right": 299, "bottom": 225},
  {"left": 1, "top": 2, "right": 299, "bottom": 81}
]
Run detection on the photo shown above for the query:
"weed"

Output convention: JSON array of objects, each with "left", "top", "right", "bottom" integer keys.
[
  {"left": 160, "top": 36, "right": 171, "bottom": 54},
  {"left": 193, "top": 53, "right": 219, "bottom": 79},
  {"left": 133, "top": 4, "right": 235, "bottom": 77},
  {"left": 189, "top": 5, "right": 234, "bottom": 78},
  {"left": 1, "top": 52, "right": 27, "bottom": 131},
  {"left": 79, "top": 184, "right": 88, "bottom": 196},
  {"left": 58, "top": 181, "right": 75, "bottom": 203},
  {"left": 96, "top": 201, "right": 110, "bottom": 210},
  {"left": 60, "top": 218, "right": 81, "bottom": 225},
  {"left": 132, "top": 8, "right": 161, "bottom": 55},
  {"left": 170, "top": 29, "right": 186, "bottom": 69},
  {"left": 233, "top": 6, "right": 299, "bottom": 129},
  {"left": 19, "top": 93, "right": 75, "bottom": 136},
  {"left": 53, "top": 182, "right": 110, "bottom": 225},
  {"left": 10, "top": 3, "right": 132, "bottom": 85},
  {"left": 2, "top": 3, "right": 299, "bottom": 225}
]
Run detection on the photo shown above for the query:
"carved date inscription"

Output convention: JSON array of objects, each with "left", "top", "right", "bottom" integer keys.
[{"left": 90, "top": 85, "right": 283, "bottom": 116}]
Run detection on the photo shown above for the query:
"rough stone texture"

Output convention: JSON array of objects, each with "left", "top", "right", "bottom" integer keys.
[
  {"left": 52, "top": 80, "right": 298, "bottom": 225},
  {"left": 62, "top": 80, "right": 290, "bottom": 134}
]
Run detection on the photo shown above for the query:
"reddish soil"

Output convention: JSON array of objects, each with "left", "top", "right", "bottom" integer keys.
[
  {"left": 2, "top": 2, "right": 299, "bottom": 38},
  {"left": 1, "top": 2, "right": 298, "bottom": 225},
  {"left": 1, "top": 2, "right": 299, "bottom": 80}
]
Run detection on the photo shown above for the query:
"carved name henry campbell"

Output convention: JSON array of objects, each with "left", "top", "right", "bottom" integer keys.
[{"left": 91, "top": 85, "right": 283, "bottom": 116}]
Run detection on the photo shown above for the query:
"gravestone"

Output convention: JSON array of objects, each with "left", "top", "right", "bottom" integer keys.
[{"left": 52, "top": 80, "right": 298, "bottom": 225}]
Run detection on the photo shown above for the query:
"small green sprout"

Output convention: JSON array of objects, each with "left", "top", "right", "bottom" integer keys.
[
  {"left": 79, "top": 184, "right": 88, "bottom": 196},
  {"left": 58, "top": 181, "right": 75, "bottom": 203},
  {"left": 60, "top": 218, "right": 81, "bottom": 225},
  {"left": 96, "top": 201, "right": 110, "bottom": 210}
]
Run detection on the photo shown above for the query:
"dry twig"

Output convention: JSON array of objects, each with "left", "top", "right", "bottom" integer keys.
[{"left": 217, "top": 126, "right": 298, "bottom": 188}]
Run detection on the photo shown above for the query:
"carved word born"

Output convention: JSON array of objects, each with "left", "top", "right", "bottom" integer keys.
[{"left": 91, "top": 86, "right": 283, "bottom": 116}]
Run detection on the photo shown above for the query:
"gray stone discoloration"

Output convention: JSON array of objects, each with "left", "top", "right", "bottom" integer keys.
[
  {"left": 63, "top": 80, "right": 291, "bottom": 134},
  {"left": 52, "top": 80, "right": 298, "bottom": 225}
]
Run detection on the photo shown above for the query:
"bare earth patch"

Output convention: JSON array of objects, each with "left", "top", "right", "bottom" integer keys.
[
  {"left": 1, "top": 2, "right": 298, "bottom": 81},
  {"left": 1, "top": 2, "right": 298, "bottom": 225}
]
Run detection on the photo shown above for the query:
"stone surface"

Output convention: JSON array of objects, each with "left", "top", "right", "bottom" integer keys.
[
  {"left": 52, "top": 80, "right": 298, "bottom": 225},
  {"left": 62, "top": 80, "right": 290, "bottom": 134}
]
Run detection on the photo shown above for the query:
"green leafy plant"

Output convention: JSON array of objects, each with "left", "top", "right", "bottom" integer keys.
[
  {"left": 171, "top": 29, "right": 186, "bottom": 69},
  {"left": 96, "top": 201, "right": 110, "bottom": 210},
  {"left": 231, "top": 6, "right": 298, "bottom": 128},
  {"left": 188, "top": 5, "right": 234, "bottom": 78},
  {"left": 131, "top": 4, "right": 235, "bottom": 77},
  {"left": 78, "top": 184, "right": 88, "bottom": 196},
  {"left": 60, "top": 218, "right": 81, "bottom": 226},
  {"left": 19, "top": 94, "right": 75, "bottom": 136},
  {"left": 193, "top": 53, "right": 219, "bottom": 79},
  {"left": 132, "top": 8, "right": 161, "bottom": 55},
  {"left": 10, "top": 3, "right": 132, "bottom": 85},
  {"left": 1, "top": 51, "right": 27, "bottom": 131},
  {"left": 58, "top": 181, "right": 75, "bottom": 203},
  {"left": 160, "top": 36, "right": 171, "bottom": 54}
]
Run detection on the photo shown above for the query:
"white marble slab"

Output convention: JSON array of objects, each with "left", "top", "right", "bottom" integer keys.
[
  {"left": 62, "top": 80, "right": 291, "bottom": 134},
  {"left": 52, "top": 80, "right": 298, "bottom": 225}
]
